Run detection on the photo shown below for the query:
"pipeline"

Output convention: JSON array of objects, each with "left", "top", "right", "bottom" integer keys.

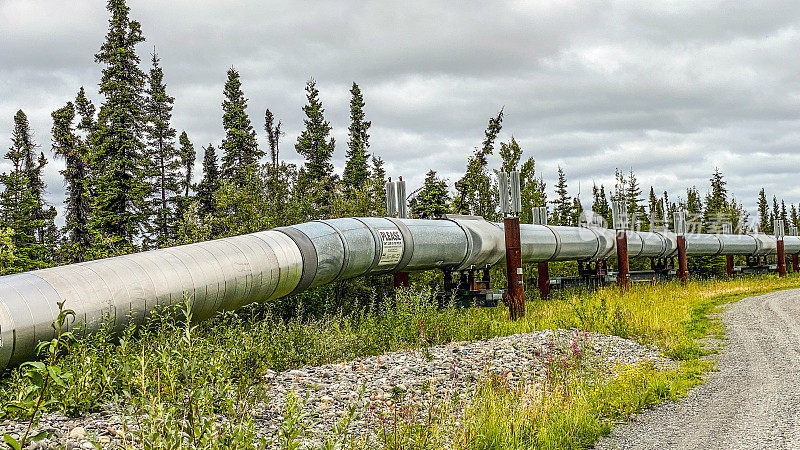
[{"left": 1, "top": 215, "right": 798, "bottom": 370}]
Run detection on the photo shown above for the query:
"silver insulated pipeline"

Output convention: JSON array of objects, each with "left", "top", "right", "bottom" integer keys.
[{"left": 1, "top": 215, "right": 798, "bottom": 370}]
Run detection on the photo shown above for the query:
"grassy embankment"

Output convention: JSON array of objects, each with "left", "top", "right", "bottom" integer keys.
[{"left": 1, "top": 274, "right": 798, "bottom": 448}]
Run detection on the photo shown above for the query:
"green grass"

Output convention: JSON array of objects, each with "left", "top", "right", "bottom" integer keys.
[{"left": 1, "top": 274, "right": 798, "bottom": 448}]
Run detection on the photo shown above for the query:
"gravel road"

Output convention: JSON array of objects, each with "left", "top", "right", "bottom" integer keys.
[{"left": 596, "top": 288, "right": 800, "bottom": 450}]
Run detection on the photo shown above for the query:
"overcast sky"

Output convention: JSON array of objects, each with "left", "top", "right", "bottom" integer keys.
[{"left": 2, "top": 0, "right": 800, "bottom": 226}]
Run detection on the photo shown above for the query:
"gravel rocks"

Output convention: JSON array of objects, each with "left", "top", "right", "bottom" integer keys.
[
  {"left": 1, "top": 329, "right": 670, "bottom": 448},
  {"left": 595, "top": 288, "right": 800, "bottom": 450}
]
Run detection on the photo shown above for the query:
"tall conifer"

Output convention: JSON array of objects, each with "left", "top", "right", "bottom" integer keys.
[
  {"left": 92, "top": 0, "right": 149, "bottom": 249},
  {"left": 343, "top": 82, "right": 371, "bottom": 197},
  {"left": 295, "top": 79, "right": 336, "bottom": 217},
  {"left": 221, "top": 68, "right": 260, "bottom": 184},
  {"left": 197, "top": 144, "right": 219, "bottom": 218},
  {"left": 454, "top": 109, "right": 503, "bottom": 218},
  {"left": 52, "top": 102, "right": 91, "bottom": 262},
  {"left": 145, "top": 52, "right": 181, "bottom": 246}
]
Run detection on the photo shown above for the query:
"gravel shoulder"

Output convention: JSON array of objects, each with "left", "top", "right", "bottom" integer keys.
[
  {"left": 595, "top": 288, "right": 800, "bottom": 450},
  {"left": 1, "top": 329, "right": 670, "bottom": 448}
]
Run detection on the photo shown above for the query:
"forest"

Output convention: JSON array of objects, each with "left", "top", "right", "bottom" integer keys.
[{"left": 2, "top": 0, "right": 798, "bottom": 289}]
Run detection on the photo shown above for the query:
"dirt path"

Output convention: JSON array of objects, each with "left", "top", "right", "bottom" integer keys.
[{"left": 595, "top": 288, "right": 800, "bottom": 449}]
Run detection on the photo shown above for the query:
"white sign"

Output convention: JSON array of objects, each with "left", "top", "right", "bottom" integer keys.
[{"left": 378, "top": 229, "right": 404, "bottom": 267}]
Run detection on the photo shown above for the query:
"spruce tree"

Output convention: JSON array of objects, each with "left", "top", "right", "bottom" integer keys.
[
  {"left": 1, "top": 111, "right": 53, "bottom": 271},
  {"left": 343, "top": 82, "right": 371, "bottom": 197},
  {"left": 454, "top": 109, "right": 503, "bottom": 218},
  {"left": 791, "top": 204, "right": 798, "bottom": 230},
  {"left": 197, "top": 144, "right": 219, "bottom": 218},
  {"left": 757, "top": 188, "right": 769, "bottom": 233},
  {"left": 702, "top": 169, "right": 728, "bottom": 233},
  {"left": 52, "top": 102, "right": 92, "bottom": 262},
  {"left": 551, "top": 166, "right": 572, "bottom": 226},
  {"left": 771, "top": 196, "right": 780, "bottom": 234},
  {"left": 145, "top": 52, "right": 181, "bottom": 247},
  {"left": 92, "top": 0, "right": 149, "bottom": 250},
  {"left": 264, "top": 108, "right": 282, "bottom": 171},
  {"left": 221, "top": 68, "right": 260, "bottom": 184},
  {"left": 369, "top": 156, "right": 387, "bottom": 216},
  {"left": 410, "top": 170, "right": 450, "bottom": 219},
  {"left": 499, "top": 137, "right": 522, "bottom": 173},
  {"left": 592, "top": 184, "right": 612, "bottom": 227},
  {"left": 648, "top": 187, "right": 664, "bottom": 229},
  {"left": 626, "top": 169, "right": 644, "bottom": 228},
  {"left": 295, "top": 79, "right": 336, "bottom": 217},
  {"left": 519, "top": 156, "right": 546, "bottom": 224},
  {"left": 178, "top": 131, "right": 195, "bottom": 199}
]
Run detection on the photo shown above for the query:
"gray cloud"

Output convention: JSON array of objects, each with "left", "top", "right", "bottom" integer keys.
[{"left": 2, "top": 0, "right": 800, "bottom": 225}]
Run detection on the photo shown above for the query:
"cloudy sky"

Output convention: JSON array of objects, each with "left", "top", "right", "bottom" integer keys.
[{"left": 2, "top": 0, "right": 800, "bottom": 225}]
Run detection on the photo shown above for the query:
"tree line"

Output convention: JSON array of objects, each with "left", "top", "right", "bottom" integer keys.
[{"left": 2, "top": 0, "right": 798, "bottom": 279}]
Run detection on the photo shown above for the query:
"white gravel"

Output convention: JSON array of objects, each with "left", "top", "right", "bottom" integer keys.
[
  {"left": 595, "top": 288, "right": 800, "bottom": 450},
  {"left": 1, "top": 329, "right": 670, "bottom": 448}
]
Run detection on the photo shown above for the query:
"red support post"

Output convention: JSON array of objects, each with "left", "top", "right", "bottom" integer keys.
[
  {"left": 393, "top": 272, "right": 409, "bottom": 288},
  {"left": 615, "top": 229, "right": 630, "bottom": 290},
  {"left": 793, "top": 254, "right": 799, "bottom": 273},
  {"left": 777, "top": 240, "right": 787, "bottom": 277},
  {"left": 725, "top": 255, "right": 734, "bottom": 277},
  {"left": 503, "top": 217, "right": 525, "bottom": 320},
  {"left": 676, "top": 235, "right": 689, "bottom": 285},
  {"left": 537, "top": 262, "right": 550, "bottom": 300}
]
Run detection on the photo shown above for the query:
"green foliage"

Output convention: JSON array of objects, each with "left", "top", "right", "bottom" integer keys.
[
  {"left": 145, "top": 52, "right": 182, "bottom": 247},
  {"left": 91, "top": 0, "right": 150, "bottom": 251},
  {"left": 343, "top": 82, "right": 372, "bottom": 201},
  {"left": 296, "top": 78, "right": 336, "bottom": 218},
  {"left": 551, "top": 166, "right": 572, "bottom": 225},
  {"left": 410, "top": 170, "right": 450, "bottom": 219},
  {"left": 454, "top": 109, "right": 503, "bottom": 219},
  {"left": 220, "top": 68, "right": 261, "bottom": 186},
  {"left": 0, "top": 110, "right": 56, "bottom": 273}
]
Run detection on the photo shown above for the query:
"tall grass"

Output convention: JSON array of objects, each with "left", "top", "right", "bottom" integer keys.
[{"left": 0, "top": 274, "right": 798, "bottom": 447}]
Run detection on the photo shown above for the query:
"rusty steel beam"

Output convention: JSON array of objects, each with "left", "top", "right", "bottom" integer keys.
[
  {"left": 777, "top": 240, "right": 787, "bottom": 277},
  {"left": 503, "top": 216, "right": 525, "bottom": 319},
  {"left": 677, "top": 235, "right": 689, "bottom": 284},
  {"left": 393, "top": 272, "right": 410, "bottom": 288},
  {"left": 537, "top": 262, "right": 550, "bottom": 300},
  {"left": 792, "top": 254, "right": 799, "bottom": 273},
  {"left": 726, "top": 255, "right": 734, "bottom": 276},
  {"left": 615, "top": 229, "right": 630, "bottom": 290}
]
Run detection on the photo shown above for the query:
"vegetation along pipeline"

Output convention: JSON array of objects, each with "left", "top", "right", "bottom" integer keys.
[{"left": 1, "top": 214, "right": 799, "bottom": 370}]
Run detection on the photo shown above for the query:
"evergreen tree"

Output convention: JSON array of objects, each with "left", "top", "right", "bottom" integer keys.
[
  {"left": 410, "top": 170, "right": 450, "bottom": 219},
  {"left": 791, "top": 204, "right": 798, "bottom": 230},
  {"left": 91, "top": 0, "right": 150, "bottom": 250},
  {"left": 369, "top": 156, "right": 387, "bottom": 216},
  {"left": 145, "top": 52, "right": 181, "bottom": 247},
  {"left": 551, "top": 166, "right": 572, "bottom": 226},
  {"left": 197, "top": 144, "right": 219, "bottom": 218},
  {"left": 264, "top": 108, "right": 282, "bottom": 171},
  {"left": 519, "top": 156, "right": 546, "bottom": 224},
  {"left": 499, "top": 137, "right": 522, "bottom": 174},
  {"left": 570, "top": 197, "right": 583, "bottom": 226},
  {"left": 625, "top": 169, "right": 644, "bottom": 228},
  {"left": 52, "top": 102, "right": 91, "bottom": 262},
  {"left": 178, "top": 131, "right": 195, "bottom": 199},
  {"left": 295, "top": 79, "right": 336, "bottom": 217},
  {"left": 343, "top": 82, "right": 371, "bottom": 197},
  {"left": 0, "top": 111, "right": 53, "bottom": 271},
  {"left": 454, "top": 109, "right": 503, "bottom": 218},
  {"left": 221, "top": 68, "right": 260, "bottom": 184},
  {"left": 772, "top": 196, "right": 780, "bottom": 234},
  {"left": 592, "top": 184, "right": 611, "bottom": 227},
  {"left": 702, "top": 168, "right": 728, "bottom": 233},
  {"left": 781, "top": 200, "right": 788, "bottom": 225},
  {"left": 757, "top": 188, "right": 770, "bottom": 233},
  {"left": 648, "top": 187, "right": 664, "bottom": 229}
]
